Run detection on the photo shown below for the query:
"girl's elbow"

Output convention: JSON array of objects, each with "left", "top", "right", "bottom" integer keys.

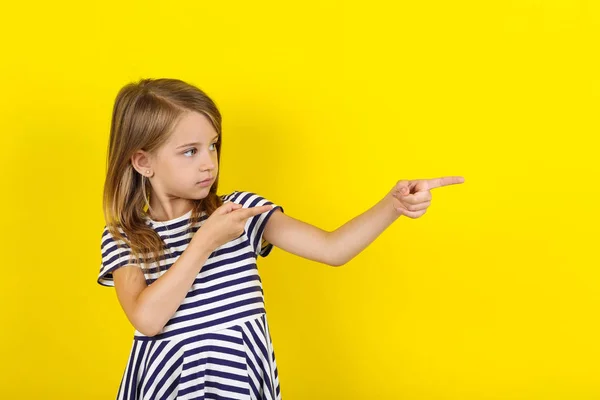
[
  {"left": 327, "top": 256, "right": 347, "bottom": 267},
  {"left": 132, "top": 313, "right": 165, "bottom": 337},
  {"left": 137, "top": 325, "right": 162, "bottom": 337}
]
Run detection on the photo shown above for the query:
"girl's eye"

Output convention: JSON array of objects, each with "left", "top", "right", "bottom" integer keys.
[
  {"left": 183, "top": 143, "right": 217, "bottom": 157},
  {"left": 183, "top": 148, "right": 197, "bottom": 157}
]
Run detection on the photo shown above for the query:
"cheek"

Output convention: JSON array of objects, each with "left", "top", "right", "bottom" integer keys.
[
  {"left": 163, "top": 158, "right": 189, "bottom": 178},
  {"left": 154, "top": 153, "right": 175, "bottom": 172}
]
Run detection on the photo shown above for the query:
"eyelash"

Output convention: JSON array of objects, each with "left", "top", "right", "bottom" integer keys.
[{"left": 184, "top": 142, "right": 218, "bottom": 157}]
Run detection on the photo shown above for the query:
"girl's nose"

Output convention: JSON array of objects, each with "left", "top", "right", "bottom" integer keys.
[{"left": 200, "top": 155, "right": 216, "bottom": 171}]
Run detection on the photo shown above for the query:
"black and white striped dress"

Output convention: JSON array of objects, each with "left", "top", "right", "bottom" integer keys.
[{"left": 98, "top": 191, "right": 283, "bottom": 400}]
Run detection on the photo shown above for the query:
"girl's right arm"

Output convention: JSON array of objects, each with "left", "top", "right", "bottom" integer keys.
[
  {"left": 111, "top": 202, "right": 274, "bottom": 337},
  {"left": 113, "top": 230, "right": 214, "bottom": 337}
]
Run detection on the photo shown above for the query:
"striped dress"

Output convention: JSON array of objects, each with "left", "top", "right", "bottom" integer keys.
[{"left": 98, "top": 191, "right": 283, "bottom": 400}]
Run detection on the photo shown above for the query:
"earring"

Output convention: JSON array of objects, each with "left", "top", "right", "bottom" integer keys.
[{"left": 145, "top": 170, "right": 150, "bottom": 175}]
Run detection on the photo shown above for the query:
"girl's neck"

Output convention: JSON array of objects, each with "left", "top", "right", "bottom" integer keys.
[{"left": 147, "top": 199, "right": 195, "bottom": 223}]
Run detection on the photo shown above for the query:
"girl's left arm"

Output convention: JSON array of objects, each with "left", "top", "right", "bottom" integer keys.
[{"left": 262, "top": 176, "right": 465, "bottom": 266}]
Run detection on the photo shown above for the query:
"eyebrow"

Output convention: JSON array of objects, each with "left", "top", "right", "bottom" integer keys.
[{"left": 176, "top": 135, "right": 219, "bottom": 149}]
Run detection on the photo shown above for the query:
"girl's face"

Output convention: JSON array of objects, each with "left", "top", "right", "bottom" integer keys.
[{"left": 151, "top": 111, "right": 219, "bottom": 200}]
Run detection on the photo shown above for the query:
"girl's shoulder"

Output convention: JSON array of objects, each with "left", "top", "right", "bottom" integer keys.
[{"left": 100, "top": 224, "right": 128, "bottom": 246}]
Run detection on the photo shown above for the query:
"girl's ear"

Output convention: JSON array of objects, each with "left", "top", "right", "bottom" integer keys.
[{"left": 131, "top": 150, "right": 153, "bottom": 176}]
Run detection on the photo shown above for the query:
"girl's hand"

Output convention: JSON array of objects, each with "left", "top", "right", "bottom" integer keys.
[
  {"left": 192, "top": 201, "right": 274, "bottom": 250},
  {"left": 390, "top": 176, "right": 465, "bottom": 219}
]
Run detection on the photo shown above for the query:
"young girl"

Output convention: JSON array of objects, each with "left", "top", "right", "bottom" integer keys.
[{"left": 98, "top": 78, "right": 464, "bottom": 400}]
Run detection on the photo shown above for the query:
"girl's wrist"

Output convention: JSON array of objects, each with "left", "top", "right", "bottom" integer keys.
[
  {"left": 382, "top": 191, "right": 403, "bottom": 220},
  {"left": 189, "top": 231, "right": 217, "bottom": 258}
]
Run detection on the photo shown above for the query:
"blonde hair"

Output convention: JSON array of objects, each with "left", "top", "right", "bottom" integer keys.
[{"left": 103, "top": 78, "right": 224, "bottom": 269}]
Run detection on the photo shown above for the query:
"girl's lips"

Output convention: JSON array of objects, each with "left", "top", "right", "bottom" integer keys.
[{"left": 198, "top": 178, "right": 213, "bottom": 187}]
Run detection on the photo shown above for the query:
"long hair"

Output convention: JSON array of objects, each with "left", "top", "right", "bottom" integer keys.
[{"left": 103, "top": 78, "right": 224, "bottom": 270}]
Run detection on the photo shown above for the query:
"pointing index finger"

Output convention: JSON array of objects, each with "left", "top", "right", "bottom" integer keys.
[
  {"left": 427, "top": 176, "right": 465, "bottom": 189},
  {"left": 238, "top": 204, "right": 275, "bottom": 220}
]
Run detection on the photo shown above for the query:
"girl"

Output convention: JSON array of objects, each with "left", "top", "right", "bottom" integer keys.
[{"left": 98, "top": 78, "right": 464, "bottom": 400}]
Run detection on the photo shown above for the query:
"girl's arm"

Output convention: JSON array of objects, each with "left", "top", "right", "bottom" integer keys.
[
  {"left": 113, "top": 203, "right": 273, "bottom": 337},
  {"left": 113, "top": 236, "right": 214, "bottom": 337},
  {"left": 263, "top": 177, "right": 464, "bottom": 266},
  {"left": 263, "top": 191, "right": 399, "bottom": 266}
]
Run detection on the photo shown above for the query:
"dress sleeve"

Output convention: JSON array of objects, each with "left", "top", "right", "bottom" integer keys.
[
  {"left": 98, "top": 226, "right": 140, "bottom": 287},
  {"left": 230, "top": 191, "right": 284, "bottom": 257}
]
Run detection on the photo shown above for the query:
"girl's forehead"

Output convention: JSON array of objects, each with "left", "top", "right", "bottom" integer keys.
[{"left": 167, "top": 111, "right": 218, "bottom": 145}]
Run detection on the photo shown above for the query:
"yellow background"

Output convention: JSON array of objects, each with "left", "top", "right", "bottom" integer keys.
[{"left": 1, "top": 0, "right": 599, "bottom": 398}]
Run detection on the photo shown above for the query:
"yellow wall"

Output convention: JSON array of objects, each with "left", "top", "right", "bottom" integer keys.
[{"left": 1, "top": 1, "right": 598, "bottom": 398}]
